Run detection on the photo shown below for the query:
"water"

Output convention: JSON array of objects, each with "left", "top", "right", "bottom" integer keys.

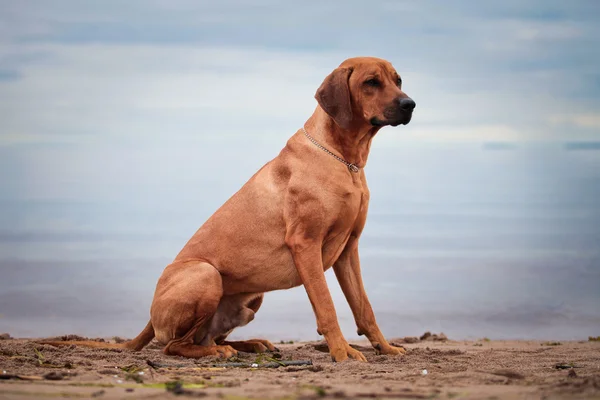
[{"left": 1, "top": 142, "right": 599, "bottom": 341}]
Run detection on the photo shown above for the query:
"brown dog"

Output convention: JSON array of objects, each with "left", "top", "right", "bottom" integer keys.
[{"left": 42, "top": 57, "right": 416, "bottom": 362}]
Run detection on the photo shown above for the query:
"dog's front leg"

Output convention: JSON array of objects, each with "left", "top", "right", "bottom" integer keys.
[
  {"left": 333, "top": 236, "right": 406, "bottom": 356},
  {"left": 285, "top": 230, "right": 367, "bottom": 362}
]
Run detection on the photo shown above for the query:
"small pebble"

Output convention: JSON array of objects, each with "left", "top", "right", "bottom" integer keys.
[
  {"left": 138, "top": 371, "right": 144, "bottom": 375},
  {"left": 422, "top": 369, "right": 428, "bottom": 375},
  {"left": 117, "top": 379, "right": 123, "bottom": 384},
  {"left": 251, "top": 363, "right": 259, "bottom": 368}
]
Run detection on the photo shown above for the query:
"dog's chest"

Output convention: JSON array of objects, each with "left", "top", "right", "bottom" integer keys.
[{"left": 321, "top": 186, "right": 369, "bottom": 268}]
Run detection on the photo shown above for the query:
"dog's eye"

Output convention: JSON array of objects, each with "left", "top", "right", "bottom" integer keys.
[
  {"left": 397, "top": 78, "right": 402, "bottom": 87},
  {"left": 364, "top": 78, "right": 380, "bottom": 87}
]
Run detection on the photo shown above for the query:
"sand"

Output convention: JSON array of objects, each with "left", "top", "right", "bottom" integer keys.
[{"left": 1, "top": 334, "right": 599, "bottom": 400}]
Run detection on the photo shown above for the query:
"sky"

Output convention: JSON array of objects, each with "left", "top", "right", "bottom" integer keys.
[
  {"left": 1, "top": 1, "right": 599, "bottom": 205},
  {"left": 0, "top": 1, "right": 599, "bottom": 340}
]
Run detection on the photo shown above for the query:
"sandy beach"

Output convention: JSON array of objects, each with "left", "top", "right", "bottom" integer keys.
[{"left": 1, "top": 334, "right": 599, "bottom": 399}]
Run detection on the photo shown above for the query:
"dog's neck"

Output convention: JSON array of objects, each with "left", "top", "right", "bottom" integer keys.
[{"left": 304, "top": 107, "right": 381, "bottom": 169}]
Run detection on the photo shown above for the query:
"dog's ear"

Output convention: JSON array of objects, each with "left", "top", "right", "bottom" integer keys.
[{"left": 315, "top": 67, "right": 353, "bottom": 130}]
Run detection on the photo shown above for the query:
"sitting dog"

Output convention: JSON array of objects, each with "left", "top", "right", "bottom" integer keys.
[{"left": 42, "top": 57, "right": 416, "bottom": 362}]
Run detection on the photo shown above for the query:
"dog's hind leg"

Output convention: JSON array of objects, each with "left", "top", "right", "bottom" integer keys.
[
  {"left": 150, "top": 260, "right": 237, "bottom": 358},
  {"left": 201, "top": 293, "right": 278, "bottom": 353}
]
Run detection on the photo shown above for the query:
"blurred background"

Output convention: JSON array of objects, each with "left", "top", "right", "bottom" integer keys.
[{"left": 1, "top": 1, "right": 599, "bottom": 341}]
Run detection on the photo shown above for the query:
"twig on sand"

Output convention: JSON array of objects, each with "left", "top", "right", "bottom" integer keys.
[
  {"left": 146, "top": 360, "right": 313, "bottom": 369},
  {"left": 146, "top": 360, "right": 197, "bottom": 369},
  {"left": 146, "top": 359, "right": 312, "bottom": 369},
  {"left": 212, "top": 360, "right": 313, "bottom": 368},
  {"left": 0, "top": 374, "right": 44, "bottom": 381}
]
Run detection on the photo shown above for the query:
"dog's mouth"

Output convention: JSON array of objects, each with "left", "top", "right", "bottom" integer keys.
[
  {"left": 370, "top": 112, "right": 412, "bottom": 127},
  {"left": 392, "top": 113, "right": 412, "bottom": 126}
]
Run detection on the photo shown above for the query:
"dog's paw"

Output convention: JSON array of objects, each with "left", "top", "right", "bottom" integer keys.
[
  {"left": 330, "top": 343, "right": 368, "bottom": 362},
  {"left": 215, "top": 345, "right": 238, "bottom": 358},
  {"left": 375, "top": 343, "right": 406, "bottom": 356}
]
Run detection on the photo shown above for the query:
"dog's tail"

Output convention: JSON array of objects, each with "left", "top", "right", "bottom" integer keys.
[{"left": 38, "top": 320, "right": 155, "bottom": 351}]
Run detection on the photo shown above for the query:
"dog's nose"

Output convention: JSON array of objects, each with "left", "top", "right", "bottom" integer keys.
[{"left": 398, "top": 97, "right": 416, "bottom": 111}]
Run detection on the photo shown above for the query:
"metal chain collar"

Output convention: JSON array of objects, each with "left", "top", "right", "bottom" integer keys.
[{"left": 301, "top": 128, "right": 360, "bottom": 173}]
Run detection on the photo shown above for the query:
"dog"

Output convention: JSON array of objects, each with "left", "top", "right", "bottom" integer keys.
[{"left": 42, "top": 56, "right": 416, "bottom": 362}]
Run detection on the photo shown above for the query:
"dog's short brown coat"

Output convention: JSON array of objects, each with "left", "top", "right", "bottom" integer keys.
[{"left": 42, "top": 57, "right": 415, "bottom": 362}]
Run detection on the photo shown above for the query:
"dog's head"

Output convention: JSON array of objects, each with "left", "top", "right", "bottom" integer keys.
[{"left": 315, "top": 57, "right": 415, "bottom": 130}]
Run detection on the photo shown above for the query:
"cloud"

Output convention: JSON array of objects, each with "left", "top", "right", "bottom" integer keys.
[
  {"left": 549, "top": 113, "right": 600, "bottom": 129},
  {"left": 513, "top": 21, "right": 582, "bottom": 41},
  {"left": 0, "top": 41, "right": 596, "bottom": 148}
]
